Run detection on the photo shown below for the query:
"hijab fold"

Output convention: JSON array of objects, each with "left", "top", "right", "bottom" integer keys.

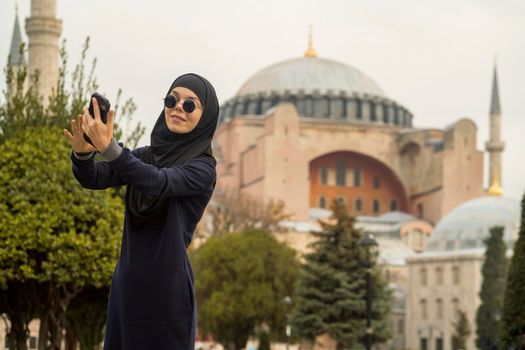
[{"left": 125, "top": 73, "right": 219, "bottom": 226}]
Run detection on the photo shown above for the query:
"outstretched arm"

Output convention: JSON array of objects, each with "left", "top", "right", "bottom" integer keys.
[{"left": 99, "top": 139, "right": 216, "bottom": 198}]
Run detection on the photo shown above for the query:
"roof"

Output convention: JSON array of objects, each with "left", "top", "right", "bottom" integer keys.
[
  {"left": 426, "top": 196, "right": 520, "bottom": 252},
  {"left": 490, "top": 64, "right": 501, "bottom": 115},
  {"left": 236, "top": 56, "right": 386, "bottom": 98},
  {"left": 8, "top": 11, "right": 25, "bottom": 65}
]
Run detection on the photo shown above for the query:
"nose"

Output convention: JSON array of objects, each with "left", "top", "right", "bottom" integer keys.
[{"left": 174, "top": 100, "right": 184, "bottom": 112}]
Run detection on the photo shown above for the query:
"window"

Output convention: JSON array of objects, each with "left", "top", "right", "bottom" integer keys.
[
  {"left": 319, "top": 196, "right": 326, "bottom": 209},
  {"left": 421, "top": 299, "right": 427, "bottom": 319},
  {"left": 420, "top": 268, "right": 428, "bottom": 286},
  {"left": 355, "top": 198, "right": 363, "bottom": 212},
  {"left": 356, "top": 100, "right": 362, "bottom": 120},
  {"left": 420, "top": 338, "right": 428, "bottom": 350},
  {"left": 336, "top": 160, "right": 346, "bottom": 186},
  {"left": 337, "top": 197, "right": 346, "bottom": 206},
  {"left": 354, "top": 167, "right": 362, "bottom": 187},
  {"left": 452, "top": 266, "right": 460, "bottom": 285},
  {"left": 373, "top": 176, "right": 380, "bottom": 189},
  {"left": 390, "top": 200, "right": 398, "bottom": 211},
  {"left": 370, "top": 102, "right": 377, "bottom": 121},
  {"left": 436, "top": 299, "right": 444, "bottom": 319},
  {"left": 436, "top": 337, "right": 443, "bottom": 350},
  {"left": 373, "top": 200, "right": 380, "bottom": 213},
  {"left": 452, "top": 298, "right": 460, "bottom": 314},
  {"left": 319, "top": 165, "right": 328, "bottom": 185},
  {"left": 436, "top": 267, "right": 444, "bottom": 285}
]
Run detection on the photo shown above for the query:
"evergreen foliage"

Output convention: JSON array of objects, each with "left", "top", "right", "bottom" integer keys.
[
  {"left": 191, "top": 229, "right": 299, "bottom": 350},
  {"left": 501, "top": 192, "right": 525, "bottom": 349},
  {"left": 291, "top": 200, "right": 391, "bottom": 349},
  {"left": 452, "top": 309, "right": 471, "bottom": 350},
  {"left": 476, "top": 226, "right": 508, "bottom": 350}
]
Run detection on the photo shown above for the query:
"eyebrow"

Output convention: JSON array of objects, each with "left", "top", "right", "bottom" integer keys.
[{"left": 170, "top": 90, "right": 199, "bottom": 101}]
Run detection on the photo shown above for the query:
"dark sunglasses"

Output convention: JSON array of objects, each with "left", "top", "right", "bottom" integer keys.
[{"left": 163, "top": 94, "right": 202, "bottom": 113}]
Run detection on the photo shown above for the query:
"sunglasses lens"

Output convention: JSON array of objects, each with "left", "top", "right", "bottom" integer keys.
[
  {"left": 164, "top": 95, "right": 177, "bottom": 108},
  {"left": 183, "top": 100, "right": 196, "bottom": 113}
]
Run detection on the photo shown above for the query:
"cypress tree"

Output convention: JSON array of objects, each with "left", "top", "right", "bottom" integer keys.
[
  {"left": 501, "top": 192, "right": 525, "bottom": 348},
  {"left": 291, "top": 200, "right": 391, "bottom": 349},
  {"left": 476, "top": 226, "right": 508, "bottom": 350}
]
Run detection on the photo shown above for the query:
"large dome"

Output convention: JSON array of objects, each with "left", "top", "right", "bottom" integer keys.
[
  {"left": 220, "top": 55, "right": 413, "bottom": 127},
  {"left": 426, "top": 196, "right": 521, "bottom": 252},
  {"left": 236, "top": 57, "right": 386, "bottom": 98}
]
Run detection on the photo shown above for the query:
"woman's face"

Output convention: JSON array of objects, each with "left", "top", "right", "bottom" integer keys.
[{"left": 164, "top": 87, "right": 204, "bottom": 134}]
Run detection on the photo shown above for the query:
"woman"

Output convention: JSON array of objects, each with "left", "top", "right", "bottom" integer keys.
[{"left": 63, "top": 73, "right": 219, "bottom": 349}]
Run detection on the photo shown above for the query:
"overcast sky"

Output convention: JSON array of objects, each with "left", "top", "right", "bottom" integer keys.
[{"left": 1, "top": 0, "right": 524, "bottom": 200}]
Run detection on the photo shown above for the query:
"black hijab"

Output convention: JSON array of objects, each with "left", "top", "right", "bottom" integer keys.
[{"left": 126, "top": 73, "right": 219, "bottom": 226}]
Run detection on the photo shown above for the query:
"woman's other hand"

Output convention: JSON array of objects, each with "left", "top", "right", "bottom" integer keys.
[
  {"left": 63, "top": 114, "right": 96, "bottom": 154},
  {"left": 82, "top": 97, "right": 115, "bottom": 153}
]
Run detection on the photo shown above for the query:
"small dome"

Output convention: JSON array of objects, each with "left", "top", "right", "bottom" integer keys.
[
  {"left": 426, "top": 196, "right": 520, "bottom": 252},
  {"left": 236, "top": 56, "right": 386, "bottom": 98}
]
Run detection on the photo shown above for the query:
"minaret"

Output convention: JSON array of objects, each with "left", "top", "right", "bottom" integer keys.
[
  {"left": 485, "top": 62, "right": 505, "bottom": 195},
  {"left": 8, "top": 4, "right": 25, "bottom": 67},
  {"left": 25, "top": 0, "right": 62, "bottom": 104},
  {"left": 304, "top": 25, "right": 318, "bottom": 58}
]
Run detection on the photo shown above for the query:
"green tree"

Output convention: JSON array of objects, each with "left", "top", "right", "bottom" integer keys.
[
  {"left": 0, "top": 126, "right": 124, "bottom": 349},
  {"left": 476, "top": 226, "right": 508, "bottom": 350},
  {"left": 452, "top": 309, "right": 471, "bottom": 350},
  {"left": 501, "top": 192, "right": 525, "bottom": 349},
  {"left": 191, "top": 229, "right": 299, "bottom": 350},
  {"left": 291, "top": 200, "right": 391, "bottom": 350},
  {"left": 0, "top": 38, "right": 144, "bottom": 350}
]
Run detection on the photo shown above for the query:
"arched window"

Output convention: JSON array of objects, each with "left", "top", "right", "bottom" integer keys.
[
  {"left": 420, "top": 299, "right": 427, "bottom": 319},
  {"left": 356, "top": 100, "right": 362, "bottom": 120},
  {"left": 373, "top": 176, "right": 381, "bottom": 189},
  {"left": 436, "top": 298, "right": 444, "bottom": 319},
  {"left": 420, "top": 268, "right": 428, "bottom": 286},
  {"left": 319, "top": 165, "right": 328, "bottom": 185},
  {"left": 452, "top": 298, "right": 460, "bottom": 314},
  {"left": 354, "top": 167, "right": 362, "bottom": 187},
  {"left": 373, "top": 200, "right": 380, "bottom": 213},
  {"left": 355, "top": 198, "right": 363, "bottom": 212},
  {"left": 390, "top": 200, "right": 398, "bottom": 211},
  {"left": 452, "top": 266, "right": 460, "bottom": 285},
  {"left": 319, "top": 196, "right": 326, "bottom": 209},
  {"left": 436, "top": 267, "right": 444, "bottom": 285},
  {"left": 336, "top": 160, "right": 346, "bottom": 186}
]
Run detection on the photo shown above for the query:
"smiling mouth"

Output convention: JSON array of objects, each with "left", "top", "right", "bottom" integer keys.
[{"left": 170, "top": 114, "right": 185, "bottom": 122}]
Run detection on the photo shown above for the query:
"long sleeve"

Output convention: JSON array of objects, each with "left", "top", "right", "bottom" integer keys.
[
  {"left": 105, "top": 147, "right": 216, "bottom": 198},
  {"left": 70, "top": 147, "right": 146, "bottom": 190}
]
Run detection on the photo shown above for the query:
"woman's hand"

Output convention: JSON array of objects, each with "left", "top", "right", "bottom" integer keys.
[
  {"left": 81, "top": 97, "right": 115, "bottom": 153},
  {"left": 63, "top": 114, "right": 96, "bottom": 154}
]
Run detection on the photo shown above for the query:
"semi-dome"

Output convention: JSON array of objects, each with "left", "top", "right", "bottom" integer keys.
[
  {"left": 236, "top": 57, "right": 386, "bottom": 98},
  {"left": 220, "top": 54, "right": 413, "bottom": 128},
  {"left": 426, "top": 196, "right": 520, "bottom": 252}
]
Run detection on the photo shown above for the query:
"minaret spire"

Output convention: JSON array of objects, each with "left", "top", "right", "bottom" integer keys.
[
  {"left": 304, "top": 25, "right": 318, "bottom": 58},
  {"left": 8, "top": 2, "right": 25, "bottom": 66},
  {"left": 485, "top": 61, "right": 505, "bottom": 195}
]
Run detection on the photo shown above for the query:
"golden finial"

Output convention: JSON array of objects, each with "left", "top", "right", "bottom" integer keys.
[
  {"left": 488, "top": 182, "right": 503, "bottom": 196},
  {"left": 304, "top": 25, "right": 318, "bottom": 58}
]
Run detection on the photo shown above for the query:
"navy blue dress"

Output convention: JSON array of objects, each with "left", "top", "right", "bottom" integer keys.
[{"left": 71, "top": 146, "right": 216, "bottom": 350}]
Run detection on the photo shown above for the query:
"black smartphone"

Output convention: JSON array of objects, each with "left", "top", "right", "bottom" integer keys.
[{"left": 84, "top": 92, "right": 111, "bottom": 146}]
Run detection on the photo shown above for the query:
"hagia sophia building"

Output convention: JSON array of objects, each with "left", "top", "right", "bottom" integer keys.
[{"left": 4, "top": 1, "right": 522, "bottom": 350}]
